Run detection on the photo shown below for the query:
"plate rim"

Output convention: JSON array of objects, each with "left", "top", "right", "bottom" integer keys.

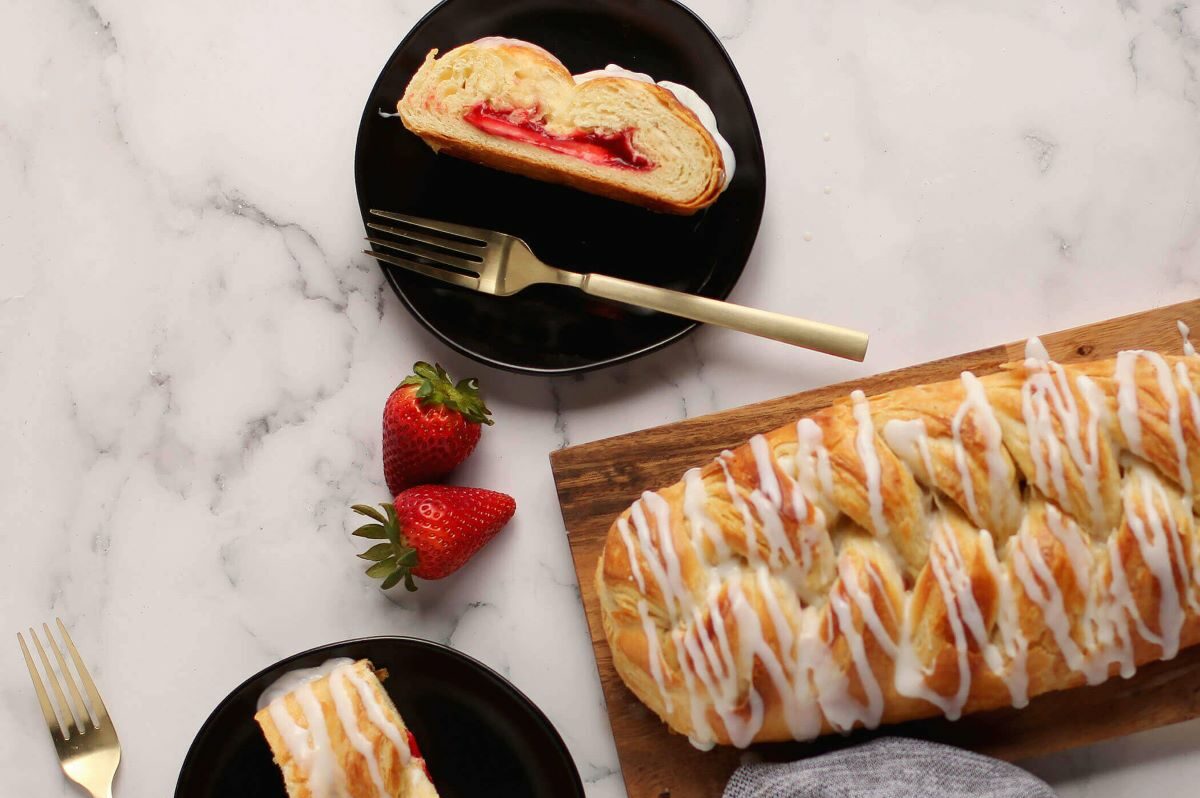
[
  {"left": 353, "top": 0, "right": 767, "bottom": 375},
  {"left": 173, "top": 635, "right": 584, "bottom": 797}
]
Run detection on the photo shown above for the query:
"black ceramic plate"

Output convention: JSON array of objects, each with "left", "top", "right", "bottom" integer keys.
[
  {"left": 354, "top": 0, "right": 766, "bottom": 374},
  {"left": 175, "top": 637, "right": 583, "bottom": 798}
]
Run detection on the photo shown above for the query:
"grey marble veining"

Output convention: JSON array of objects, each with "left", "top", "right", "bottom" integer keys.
[{"left": 2, "top": 1, "right": 1199, "bottom": 796}]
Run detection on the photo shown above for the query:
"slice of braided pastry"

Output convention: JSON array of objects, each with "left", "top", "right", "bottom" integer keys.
[
  {"left": 596, "top": 345, "right": 1200, "bottom": 749},
  {"left": 397, "top": 38, "right": 728, "bottom": 214}
]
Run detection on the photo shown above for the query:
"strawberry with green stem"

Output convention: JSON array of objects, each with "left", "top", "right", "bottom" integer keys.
[
  {"left": 383, "top": 362, "right": 493, "bottom": 495},
  {"left": 352, "top": 485, "right": 516, "bottom": 591}
]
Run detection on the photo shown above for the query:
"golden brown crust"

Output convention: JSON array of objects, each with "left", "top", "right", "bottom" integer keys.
[
  {"left": 597, "top": 352, "right": 1200, "bottom": 747},
  {"left": 396, "top": 41, "right": 726, "bottom": 215}
]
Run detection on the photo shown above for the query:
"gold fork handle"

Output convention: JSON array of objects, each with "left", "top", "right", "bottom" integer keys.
[{"left": 579, "top": 273, "right": 869, "bottom": 362}]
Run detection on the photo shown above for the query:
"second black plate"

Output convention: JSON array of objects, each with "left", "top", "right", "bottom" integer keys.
[
  {"left": 175, "top": 637, "right": 583, "bottom": 798},
  {"left": 354, "top": 0, "right": 767, "bottom": 374}
]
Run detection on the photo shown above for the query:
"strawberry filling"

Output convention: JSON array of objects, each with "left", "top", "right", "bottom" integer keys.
[
  {"left": 463, "top": 103, "right": 654, "bottom": 170},
  {"left": 407, "top": 729, "right": 432, "bottom": 780}
]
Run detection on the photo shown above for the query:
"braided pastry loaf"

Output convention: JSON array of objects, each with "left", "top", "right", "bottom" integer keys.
[{"left": 596, "top": 342, "right": 1200, "bottom": 749}]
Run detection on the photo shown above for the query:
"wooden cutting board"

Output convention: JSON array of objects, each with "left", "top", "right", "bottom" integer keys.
[{"left": 550, "top": 298, "right": 1200, "bottom": 798}]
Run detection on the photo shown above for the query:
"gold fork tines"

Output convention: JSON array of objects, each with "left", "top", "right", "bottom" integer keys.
[{"left": 18, "top": 619, "right": 121, "bottom": 798}]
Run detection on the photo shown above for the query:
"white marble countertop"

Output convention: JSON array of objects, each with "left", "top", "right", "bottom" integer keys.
[{"left": 2, "top": 1, "right": 1199, "bottom": 796}]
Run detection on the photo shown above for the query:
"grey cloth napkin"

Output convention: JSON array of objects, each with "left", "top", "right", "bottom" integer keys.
[{"left": 724, "top": 738, "right": 1055, "bottom": 798}]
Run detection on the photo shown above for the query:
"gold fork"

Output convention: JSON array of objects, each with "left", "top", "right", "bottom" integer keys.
[
  {"left": 364, "top": 210, "right": 869, "bottom": 362},
  {"left": 18, "top": 619, "right": 121, "bottom": 798}
]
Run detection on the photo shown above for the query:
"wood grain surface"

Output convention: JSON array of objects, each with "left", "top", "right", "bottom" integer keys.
[{"left": 550, "top": 298, "right": 1200, "bottom": 798}]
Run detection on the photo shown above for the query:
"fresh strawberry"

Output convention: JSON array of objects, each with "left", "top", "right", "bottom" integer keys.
[
  {"left": 352, "top": 486, "right": 516, "bottom": 591},
  {"left": 382, "top": 362, "right": 493, "bottom": 495}
]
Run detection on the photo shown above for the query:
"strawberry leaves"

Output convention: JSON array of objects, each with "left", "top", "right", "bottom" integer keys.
[
  {"left": 351, "top": 503, "right": 387, "bottom": 523},
  {"left": 400, "top": 361, "right": 494, "bottom": 426},
  {"left": 357, "top": 543, "right": 394, "bottom": 561},
  {"left": 352, "top": 502, "right": 420, "bottom": 592}
]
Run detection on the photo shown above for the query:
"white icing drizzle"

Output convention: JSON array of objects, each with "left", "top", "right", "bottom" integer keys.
[
  {"left": 934, "top": 525, "right": 994, "bottom": 716},
  {"left": 258, "top": 659, "right": 355, "bottom": 710},
  {"left": 750, "top": 435, "right": 783, "bottom": 506},
  {"left": 1012, "top": 517, "right": 1090, "bottom": 676},
  {"left": 638, "top": 599, "right": 674, "bottom": 714},
  {"left": 977, "top": 530, "right": 1030, "bottom": 706},
  {"left": 882, "top": 418, "right": 936, "bottom": 485},
  {"left": 1075, "top": 374, "right": 1110, "bottom": 528},
  {"left": 747, "top": 489, "right": 794, "bottom": 568},
  {"left": 828, "top": 583, "right": 885, "bottom": 730},
  {"left": 1162, "top": 359, "right": 1191, "bottom": 495},
  {"left": 1124, "top": 475, "right": 1185, "bottom": 658},
  {"left": 1116, "top": 350, "right": 1145, "bottom": 456},
  {"left": 294, "top": 683, "right": 339, "bottom": 796},
  {"left": 1170, "top": 361, "right": 1200, "bottom": 609},
  {"left": 717, "top": 452, "right": 761, "bottom": 564},
  {"left": 1022, "top": 367, "right": 1066, "bottom": 501},
  {"left": 617, "top": 516, "right": 647, "bottom": 594},
  {"left": 647, "top": 491, "right": 688, "bottom": 601},
  {"left": 259, "top": 659, "right": 353, "bottom": 798},
  {"left": 1179, "top": 320, "right": 1196, "bottom": 357},
  {"left": 745, "top": 434, "right": 799, "bottom": 567},
  {"left": 572, "top": 64, "right": 736, "bottom": 190},
  {"left": 669, "top": 629, "right": 716, "bottom": 750},
  {"left": 753, "top": 568, "right": 823, "bottom": 739},
  {"left": 679, "top": 582, "right": 762, "bottom": 748},
  {"left": 1021, "top": 356, "right": 1107, "bottom": 530},
  {"left": 894, "top": 526, "right": 970, "bottom": 720},
  {"left": 851, "top": 390, "right": 889, "bottom": 536},
  {"left": 1151, "top": 478, "right": 1200, "bottom": 614},
  {"left": 1119, "top": 350, "right": 1192, "bottom": 496},
  {"left": 837, "top": 555, "right": 897, "bottom": 658},
  {"left": 330, "top": 670, "right": 387, "bottom": 797},
  {"left": 1107, "top": 525, "right": 1164, "bottom": 656},
  {"left": 778, "top": 457, "right": 823, "bottom": 576},
  {"left": 629, "top": 493, "right": 690, "bottom": 618},
  {"left": 958, "top": 371, "right": 1021, "bottom": 530},
  {"left": 728, "top": 572, "right": 816, "bottom": 740},
  {"left": 892, "top": 518, "right": 1031, "bottom": 718},
  {"left": 684, "top": 468, "right": 729, "bottom": 562},
  {"left": 794, "top": 418, "right": 837, "bottom": 520},
  {"left": 1036, "top": 505, "right": 1125, "bottom": 684},
  {"left": 340, "top": 664, "right": 411, "bottom": 764},
  {"left": 266, "top": 700, "right": 319, "bottom": 787},
  {"left": 1099, "top": 535, "right": 1138, "bottom": 679},
  {"left": 1025, "top": 336, "right": 1051, "bottom": 362},
  {"left": 803, "top": 607, "right": 858, "bottom": 732},
  {"left": 1045, "top": 504, "right": 1093, "bottom": 594},
  {"left": 1178, "top": 361, "right": 1200, "bottom": 498},
  {"left": 951, "top": 407, "right": 982, "bottom": 522},
  {"left": 1003, "top": 481, "right": 1134, "bottom": 684}
]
